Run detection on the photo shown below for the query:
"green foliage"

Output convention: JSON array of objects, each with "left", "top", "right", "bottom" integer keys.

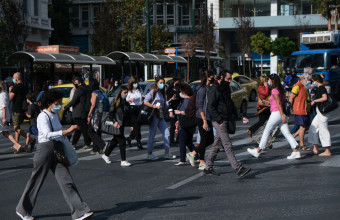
[
  {"left": 251, "top": 32, "right": 272, "bottom": 56},
  {"left": 271, "top": 37, "right": 296, "bottom": 58}
]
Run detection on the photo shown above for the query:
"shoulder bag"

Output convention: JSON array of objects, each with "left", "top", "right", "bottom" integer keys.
[
  {"left": 138, "top": 99, "right": 156, "bottom": 125},
  {"left": 319, "top": 93, "right": 339, "bottom": 114}
]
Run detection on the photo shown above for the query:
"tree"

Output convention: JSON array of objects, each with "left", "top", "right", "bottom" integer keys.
[
  {"left": 271, "top": 37, "right": 296, "bottom": 71},
  {"left": 179, "top": 37, "right": 198, "bottom": 83},
  {"left": 251, "top": 32, "right": 272, "bottom": 76},
  {"left": 313, "top": 0, "right": 340, "bottom": 31},
  {"left": 0, "top": 0, "right": 27, "bottom": 65},
  {"left": 234, "top": 16, "right": 254, "bottom": 77},
  {"left": 49, "top": 0, "right": 72, "bottom": 45}
]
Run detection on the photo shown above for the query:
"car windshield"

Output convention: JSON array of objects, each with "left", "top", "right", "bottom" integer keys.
[
  {"left": 289, "top": 53, "right": 326, "bottom": 72},
  {"left": 53, "top": 87, "right": 72, "bottom": 98}
]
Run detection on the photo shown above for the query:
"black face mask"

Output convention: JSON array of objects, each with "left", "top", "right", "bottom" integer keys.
[
  {"left": 74, "top": 84, "right": 79, "bottom": 88},
  {"left": 209, "top": 78, "right": 215, "bottom": 84}
]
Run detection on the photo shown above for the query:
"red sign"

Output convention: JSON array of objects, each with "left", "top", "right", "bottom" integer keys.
[
  {"left": 25, "top": 41, "right": 41, "bottom": 52},
  {"left": 25, "top": 45, "right": 80, "bottom": 54}
]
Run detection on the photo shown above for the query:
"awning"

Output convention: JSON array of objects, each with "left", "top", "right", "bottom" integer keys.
[
  {"left": 8, "top": 51, "right": 116, "bottom": 65},
  {"left": 195, "top": 55, "right": 225, "bottom": 61},
  {"left": 106, "top": 51, "right": 187, "bottom": 64}
]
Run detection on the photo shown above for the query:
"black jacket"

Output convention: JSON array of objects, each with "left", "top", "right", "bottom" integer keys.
[
  {"left": 109, "top": 98, "right": 133, "bottom": 135},
  {"left": 166, "top": 88, "right": 181, "bottom": 111},
  {"left": 64, "top": 86, "right": 88, "bottom": 119},
  {"left": 207, "top": 82, "right": 237, "bottom": 124}
]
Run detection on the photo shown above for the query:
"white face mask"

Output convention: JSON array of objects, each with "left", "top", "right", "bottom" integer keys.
[
  {"left": 121, "top": 93, "right": 128, "bottom": 100},
  {"left": 179, "top": 93, "right": 185, "bottom": 98}
]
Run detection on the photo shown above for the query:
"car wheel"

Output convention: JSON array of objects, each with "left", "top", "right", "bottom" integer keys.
[
  {"left": 249, "top": 90, "right": 257, "bottom": 102},
  {"left": 62, "top": 110, "right": 73, "bottom": 125},
  {"left": 240, "top": 100, "right": 247, "bottom": 116}
]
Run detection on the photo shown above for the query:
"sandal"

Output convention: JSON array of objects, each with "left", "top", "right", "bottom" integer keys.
[
  {"left": 14, "top": 146, "right": 23, "bottom": 154},
  {"left": 299, "top": 145, "right": 311, "bottom": 151}
]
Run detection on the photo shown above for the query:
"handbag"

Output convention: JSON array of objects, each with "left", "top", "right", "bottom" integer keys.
[
  {"left": 178, "top": 115, "right": 197, "bottom": 129},
  {"left": 138, "top": 99, "right": 156, "bottom": 125},
  {"left": 226, "top": 118, "right": 236, "bottom": 134},
  {"left": 101, "top": 111, "right": 121, "bottom": 135},
  {"left": 319, "top": 93, "right": 339, "bottom": 114}
]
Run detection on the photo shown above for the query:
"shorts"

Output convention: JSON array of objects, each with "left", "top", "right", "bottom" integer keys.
[
  {"left": 27, "top": 126, "right": 38, "bottom": 136},
  {"left": 12, "top": 112, "right": 24, "bottom": 126},
  {"left": 294, "top": 115, "right": 310, "bottom": 126}
]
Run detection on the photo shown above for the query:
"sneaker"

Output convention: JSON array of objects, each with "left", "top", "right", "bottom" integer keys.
[
  {"left": 147, "top": 154, "right": 159, "bottom": 160},
  {"left": 203, "top": 168, "right": 220, "bottom": 176},
  {"left": 287, "top": 151, "right": 301, "bottom": 159},
  {"left": 102, "top": 142, "right": 109, "bottom": 154},
  {"left": 74, "top": 211, "right": 94, "bottom": 220},
  {"left": 174, "top": 161, "right": 186, "bottom": 166},
  {"left": 198, "top": 163, "right": 206, "bottom": 170},
  {"left": 164, "top": 152, "right": 176, "bottom": 159},
  {"left": 90, "top": 151, "right": 100, "bottom": 155},
  {"left": 102, "top": 154, "right": 111, "bottom": 164},
  {"left": 237, "top": 167, "right": 251, "bottom": 178},
  {"left": 186, "top": 153, "right": 195, "bottom": 167},
  {"left": 121, "top": 160, "right": 131, "bottom": 167},
  {"left": 16, "top": 211, "right": 34, "bottom": 220},
  {"left": 72, "top": 144, "right": 77, "bottom": 150},
  {"left": 247, "top": 148, "right": 261, "bottom": 158},
  {"left": 82, "top": 145, "right": 92, "bottom": 150}
]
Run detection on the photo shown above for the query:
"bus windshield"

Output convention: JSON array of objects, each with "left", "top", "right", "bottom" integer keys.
[{"left": 289, "top": 53, "right": 326, "bottom": 72}]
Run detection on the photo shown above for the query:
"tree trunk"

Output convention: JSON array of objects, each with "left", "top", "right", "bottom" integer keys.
[
  {"left": 260, "top": 54, "right": 263, "bottom": 76},
  {"left": 328, "top": 18, "right": 332, "bottom": 31},
  {"left": 335, "top": 8, "right": 339, "bottom": 31},
  {"left": 248, "top": 59, "right": 252, "bottom": 78},
  {"left": 187, "top": 56, "right": 190, "bottom": 83},
  {"left": 242, "top": 54, "right": 246, "bottom": 76}
]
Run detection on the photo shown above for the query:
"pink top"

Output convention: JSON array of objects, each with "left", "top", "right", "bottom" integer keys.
[{"left": 270, "top": 88, "right": 283, "bottom": 113}]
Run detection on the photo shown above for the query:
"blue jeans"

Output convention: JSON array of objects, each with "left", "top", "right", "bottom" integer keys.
[
  {"left": 178, "top": 128, "right": 195, "bottom": 162},
  {"left": 147, "top": 115, "right": 170, "bottom": 153}
]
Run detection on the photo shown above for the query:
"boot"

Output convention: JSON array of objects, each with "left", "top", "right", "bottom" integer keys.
[{"left": 137, "top": 141, "right": 144, "bottom": 150}]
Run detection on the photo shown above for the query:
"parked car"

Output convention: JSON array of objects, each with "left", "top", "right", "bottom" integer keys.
[
  {"left": 232, "top": 74, "right": 258, "bottom": 101},
  {"left": 190, "top": 80, "right": 248, "bottom": 117},
  {"left": 53, "top": 83, "right": 106, "bottom": 124}
]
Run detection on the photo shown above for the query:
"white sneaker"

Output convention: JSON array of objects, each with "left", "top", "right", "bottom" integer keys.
[
  {"left": 102, "top": 155, "right": 111, "bottom": 164},
  {"left": 147, "top": 153, "right": 159, "bottom": 160},
  {"left": 164, "top": 152, "right": 176, "bottom": 159},
  {"left": 121, "top": 160, "right": 131, "bottom": 166},
  {"left": 74, "top": 211, "right": 94, "bottom": 220},
  {"left": 198, "top": 163, "right": 206, "bottom": 170},
  {"left": 186, "top": 153, "right": 195, "bottom": 167},
  {"left": 247, "top": 148, "right": 261, "bottom": 158},
  {"left": 16, "top": 211, "right": 34, "bottom": 220},
  {"left": 287, "top": 151, "right": 301, "bottom": 159}
]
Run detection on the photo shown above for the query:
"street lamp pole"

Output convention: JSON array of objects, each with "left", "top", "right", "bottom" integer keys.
[
  {"left": 146, "top": 0, "right": 151, "bottom": 79},
  {"left": 192, "top": 0, "right": 195, "bottom": 36}
]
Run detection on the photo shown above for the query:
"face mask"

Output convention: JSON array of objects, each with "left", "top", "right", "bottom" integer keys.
[
  {"left": 52, "top": 104, "right": 62, "bottom": 113},
  {"left": 305, "top": 81, "right": 311, "bottom": 89},
  {"left": 209, "top": 78, "right": 215, "bottom": 84},
  {"left": 158, "top": 83, "right": 165, "bottom": 90},
  {"left": 121, "top": 94, "right": 128, "bottom": 100},
  {"left": 48, "top": 85, "right": 54, "bottom": 90},
  {"left": 313, "top": 82, "right": 318, "bottom": 87},
  {"left": 268, "top": 81, "right": 272, "bottom": 87},
  {"left": 13, "top": 78, "right": 17, "bottom": 84},
  {"left": 302, "top": 80, "right": 308, "bottom": 87},
  {"left": 74, "top": 84, "right": 79, "bottom": 89},
  {"left": 179, "top": 93, "right": 185, "bottom": 98},
  {"left": 133, "top": 83, "right": 138, "bottom": 89},
  {"left": 114, "top": 83, "right": 118, "bottom": 87}
]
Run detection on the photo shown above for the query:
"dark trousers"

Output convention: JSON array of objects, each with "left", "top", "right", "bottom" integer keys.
[
  {"left": 129, "top": 106, "right": 142, "bottom": 142},
  {"left": 169, "top": 116, "right": 178, "bottom": 145},
  {"left": 88, "top": 125, "right": 105, "bottom": 152},
  {"left": 178, "top": 128, "right": 195, "bottom": 162},
  {"left": 104, "top": 134, "right": 126, "bottom": 161},
  {"left": 195, "top": 118, "right": 214, "bottom": 160},
  {"left": 248, "top": 108, "right": 271, "bottom": 134},
  {"left": 16, "top": 142, "right": 90, "bottom": 219},
  {"left": 72, "top": 118, "right": 91, "bottom": 146}
]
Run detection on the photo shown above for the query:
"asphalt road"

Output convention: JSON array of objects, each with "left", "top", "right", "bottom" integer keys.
[{"left": 1, "top": 101, "right": 340, "bottom": 220}]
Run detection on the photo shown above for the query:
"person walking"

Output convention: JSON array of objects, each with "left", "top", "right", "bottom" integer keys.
[
  {"left": 289, "top": 72, "right": 312, "bottom": 150},
  {"left": 204, "top": 70, "right": 251, "bottom": 177},
  {"left": 144, "top": 77, "right": 176, "bottom": 160},
  {"left": 308, "top": 74, "right": 332, "bottom": 156},
  {"left": 16, "top": 90, "right": 93, "bottom": 220},
  {"left": 186, "top": 70, "right": 215, "bottom": 170},
  {"left": 166, "top": 78, "right": 182, "bottom": 148},
  {"left": 247, "top": 76, "right": 270, "bottom": 138},
  {"left": 24, "top": 93, "right": 40, "bottom": 152},
  {"left": 102, "top": 86, "right": 133, "bottom": 166},
  {"left": 173, "top": 84, "right": 196, "bottom": 166},
  {"left": 126, "top": 76, "right": 144, "bottom": 150},
  {"left": 9, "top": 72, "right": 27, "bottom": 145},
  {"left": 247, "top": 74, "right": 300, "bottom": 159},
  {"left": 64, "top": 77, "right": 92, "bottom": 149},
  {"left": 0, "top": 81, "right": 22, "bottom": 153}
]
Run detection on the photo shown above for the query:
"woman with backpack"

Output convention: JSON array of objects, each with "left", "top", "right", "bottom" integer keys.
[
  {"left": 87, "top": 80, "right": 110, "bottom": 155},
  {"left": 144, "top": 77, "right": 176, "bottom": 160},
  {"left": 101, "top": 86, "right": 133, "bottom": 166},
  {"left": 126, "top": 76, "right": 144, "bottom": 150}
]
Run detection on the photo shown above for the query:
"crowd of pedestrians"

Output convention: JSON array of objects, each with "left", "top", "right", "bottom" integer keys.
[{"left": 0, "top": 67, "right": 335, "bottom": 220}]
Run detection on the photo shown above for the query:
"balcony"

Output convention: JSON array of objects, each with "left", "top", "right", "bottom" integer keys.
[{"left": 26, "top": 16, "right": 53, "bottom": 31}]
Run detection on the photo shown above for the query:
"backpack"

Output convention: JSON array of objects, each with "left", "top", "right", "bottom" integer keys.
[
  {"left": 97, "top": 91, "right": 110, "bottom": 112},
  {"left": 185, "top": 92, "right": 197, "bottom": 118}
]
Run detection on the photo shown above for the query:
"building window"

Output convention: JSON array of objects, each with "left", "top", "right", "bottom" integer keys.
[
  {"left": 34, "top": 0, "right": 39, "bottom": 16},
  {"left": 93, "top": 5, "right": 100, "bottom": 26},
  {"left": 278, "top": 0, "right": 317, "bottom": 15},
  {"left": 220, "top": 0, "right": 270, "bottom": 17},
  {"left": 156, "top": 4, "right": 164, "bottom": 24},
  {"left": 178, "top": 2, "right": 190, "bottom": 25},
  {"left": 81, "top": 6, "right": 89, "bottom": 28},
  {"left": 166, "top": 3, "right": 174, "bottom": 25},
  {"left": 70, "top": 6, "right": 79, "bottom": 28}
]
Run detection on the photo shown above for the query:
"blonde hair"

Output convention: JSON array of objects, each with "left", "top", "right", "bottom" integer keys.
[
  {"left": 259, "top": 76, "right": 268, "bottom": 86},
  {"left": 0, "top": 81, "right": 7, "bottom": 93}
]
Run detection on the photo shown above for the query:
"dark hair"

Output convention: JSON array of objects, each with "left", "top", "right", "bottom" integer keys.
[
  {"left": 218, "top": 69, "right": 232, "bottom": 81},
  {"left": 89, "top": 80, "right": 100, "bottom": 92},
  {"left": 167, "top": 77, "right": 181, "bottom": 91},
  {"left": 41, "top": 90, "right": 64, "bottom": 109},
  {"left": 26, "top": 93, "right": 36, "bottom": 103},
  {"left": 114, "top": 86, "right": 128, "bottom": 108},
  {"left": 41, "top": 80, "right": 53, "bottom": 93},
  {"left": 200, "top": 69, "right": 215, "bottom": 88},
  {"left": 269, "top": 74, "right": 285, "bottom": 96},
  {"left": 312, "top": 74, "right": 323, "bottom": 83},
  {"left": 127, "top": 76, "right": 138, "bottom": 91},
  {"left": 75, "top": 77, "right": 84, "bottom": 85},
  {"left": 179, "top": 83, "right": 193, "bottom": 97}
]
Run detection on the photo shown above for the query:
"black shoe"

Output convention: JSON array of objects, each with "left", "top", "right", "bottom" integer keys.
[
  {"left": 126, "top": 137, "right": 132, "bottom": 148},
  {"left": 237, "top": 167, "right": 251, "bottom": 178},
  {"left": 203, "top": 168, "right": 220, "bottom": 176},
  {"left": 30, "top": 139, "right": 36, "bottom": 152},
  {"left": 136, "top": 141, "right": 144, "bottom": 150}
]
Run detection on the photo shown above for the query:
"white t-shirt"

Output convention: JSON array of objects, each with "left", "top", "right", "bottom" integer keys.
[{"left": 126, "top": 89, "right": 143, "bottom": 106}]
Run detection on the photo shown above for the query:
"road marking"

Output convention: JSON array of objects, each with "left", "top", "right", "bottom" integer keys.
[
  {"left": 0, "top": 169, "right": 22, "bottom": 176},
  {"left": 167, "top": 172, "right": 203, "bottom": 190}
]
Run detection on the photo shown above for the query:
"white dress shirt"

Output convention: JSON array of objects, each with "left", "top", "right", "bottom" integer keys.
[
  {"left": 37, "top": 110, "right": 63, "bottom": 143},
  {"left": 126, "top": 89, "right": 143, "bottom": 106}
]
